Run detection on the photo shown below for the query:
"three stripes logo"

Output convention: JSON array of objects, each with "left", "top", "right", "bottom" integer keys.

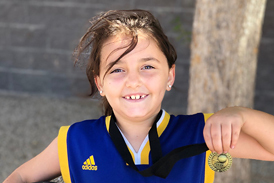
[{"left": 82, "top": 155, "right": 98, "bottom": 171}]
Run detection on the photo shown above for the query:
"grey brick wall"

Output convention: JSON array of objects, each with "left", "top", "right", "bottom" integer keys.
[
  {"left": 0, "top": 0, "right": 196, "bottom": 114},
  {"left": 0, "top": 0, "right": 274, "bottom": 182}
]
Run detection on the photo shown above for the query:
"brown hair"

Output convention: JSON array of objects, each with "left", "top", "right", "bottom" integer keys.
[{"left": 74, "top": 9, "right": 177, "bottom": 116}]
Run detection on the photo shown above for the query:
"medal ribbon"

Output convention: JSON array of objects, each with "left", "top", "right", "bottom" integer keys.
[{"left": 109, "top": 110, "right": 209, "bottom": 178}]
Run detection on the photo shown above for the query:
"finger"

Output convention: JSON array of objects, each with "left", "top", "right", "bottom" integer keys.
[
  {"left": 231, "top": 123, "right": 241, "bottom": 149},
  {"left": 211, "top": 122, "right": 223, "bottom": 154},
  {"left": 221, "top": 123, "right": 232, "bottom": 153},
  {"left": 203, "top": 123, "right": 214, "bottom": 152}
]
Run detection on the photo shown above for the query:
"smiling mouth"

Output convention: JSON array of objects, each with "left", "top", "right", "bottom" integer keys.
[{"left": 124, "top": 94, "right": 147, "bottom": 100}]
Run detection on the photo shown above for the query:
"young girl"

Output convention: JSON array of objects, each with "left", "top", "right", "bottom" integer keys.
[{"left": 4, "top": 9, "right": 274, "bottom": 183}]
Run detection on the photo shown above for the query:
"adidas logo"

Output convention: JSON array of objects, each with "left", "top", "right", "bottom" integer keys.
[{"left": 82, "top": 155, "right": 98, "bottom": 171}]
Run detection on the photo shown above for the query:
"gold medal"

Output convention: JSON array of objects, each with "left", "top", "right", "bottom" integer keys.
[{"left": 208, "top": 152, "right": 232, "bottom": 172}]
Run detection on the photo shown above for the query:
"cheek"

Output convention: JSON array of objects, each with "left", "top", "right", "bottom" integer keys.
[
  {"left": 146, "top": 79, "right": 167, "bottom": 98},
  {"left": 103, "top": 76, "right": 125, "bottom": 93},
  {"left": 107, "top": 77, "right": 124, "bottom": 86},
  {"left": 144, "top": 72, "right": 168, "bottom": 86}
]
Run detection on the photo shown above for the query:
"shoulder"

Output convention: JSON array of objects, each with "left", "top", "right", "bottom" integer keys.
[
  {"left": 68, "top": 116, "right": 106, "bottom": 129},
  {"left": 59, "top": 116, "right": 107, "bottom": 136},
  {"left": 169, "top": 112, "right": 210, "bottom": 124},
  {"left": 160, "top": 111, "right": 208, "bottom": 149},
  {"left": 165, "top": 112, "right": 212, "bottom": 138}
]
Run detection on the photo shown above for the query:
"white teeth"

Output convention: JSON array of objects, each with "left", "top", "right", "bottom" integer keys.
[{"left": 125, "top": 95, "right": 145, "bottom": 100}]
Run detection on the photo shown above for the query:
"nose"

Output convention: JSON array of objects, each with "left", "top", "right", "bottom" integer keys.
[{"left": 125, "top": 70, "right": 141, "bottom": 88}]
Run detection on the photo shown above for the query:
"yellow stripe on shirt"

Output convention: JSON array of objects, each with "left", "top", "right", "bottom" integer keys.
[
  {"left": 105, "top": 116, "right": 111, "bottom": 132},
  {"left": 58, "top": 126, "right": 72, "bottom": 183},
  {"left": 203, "top": 113, "right": 215, "bottom": 183},
  {"left": 105, "top": 115, "right": 136, "bottom": 163},
  {"left": 141, "top": 111, "right": 170, "bottom": 164}
]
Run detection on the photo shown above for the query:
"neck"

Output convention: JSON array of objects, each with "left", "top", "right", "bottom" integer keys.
[{"left": 113, "top": 111, "right": 160, "bottom": 152}]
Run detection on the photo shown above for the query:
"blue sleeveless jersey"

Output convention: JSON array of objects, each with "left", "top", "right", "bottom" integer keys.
[{"left": 58, "top": 110, "right": 215, "bottom": 183}]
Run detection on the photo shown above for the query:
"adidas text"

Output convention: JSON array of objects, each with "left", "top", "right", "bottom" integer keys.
[{"left": 82, "top": 165, "right": 98, "bottom": 171}]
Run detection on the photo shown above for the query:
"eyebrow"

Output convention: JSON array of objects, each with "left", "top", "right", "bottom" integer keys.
[
  {"left": 141, "top": 57, "right": 160, "bottom": 63},
  {"left": 106, "top": 57, "right": 160, "bottom": 68}
]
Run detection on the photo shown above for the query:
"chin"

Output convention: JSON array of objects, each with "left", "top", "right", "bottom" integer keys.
[
  {"left": 123, "top": 108, "right": 156, "bottom": 119},
  {"left": 126, "top": 111, "right": 146, "bottom": 118}
]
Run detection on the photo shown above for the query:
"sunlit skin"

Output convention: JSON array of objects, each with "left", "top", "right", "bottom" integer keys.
[{"left": 95, "top": 33, "right": 175, "bottom": 151}]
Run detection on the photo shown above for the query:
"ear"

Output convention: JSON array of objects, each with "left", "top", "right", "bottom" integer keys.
[
  {"left": 166, "top": 64, "right": 175, "bottom": 91},
  {"left": 94, "top": 76, "right": 104, "bottom": 96}
]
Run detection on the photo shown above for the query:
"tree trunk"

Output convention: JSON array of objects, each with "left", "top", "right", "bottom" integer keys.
[{"left": 188, "top": 0, "right": 267, "bottom": 182}]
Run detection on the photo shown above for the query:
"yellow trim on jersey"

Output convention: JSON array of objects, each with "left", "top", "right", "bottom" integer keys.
[
  {"left": 141, "top": 140, "right": 150, "bottom": 164},
  {"left": 128, "top": 147, "right": 135, "bottom": 163},
  {"left": 157, "top": 111, "right": 170, "bottom": 136},
  {"left": 203, "top": 113, "right": 213, "bottom": 123},
  {"left": 105, "top": 115, "right": 136, "bottom": 163},
  {"left": 105, "top": 116, "right": 111, "bottom": 132},
  {"left": 141, "top": 111, "right": 170, "bottom": 164},
  {"left": 204, "top": 150, "right": 215, "bottom": 183},
  {"left": 203, "top": 113, "right": 215, "bottom": 183},
  {"left": 105, "top": 112, "right": 170, "bottom": 165},
  {"left": 58, "top": 126, "right": 72, "bottom": 183}
]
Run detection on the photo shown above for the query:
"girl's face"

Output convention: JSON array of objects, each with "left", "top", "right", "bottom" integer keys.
[{"left": 95, "top": 33, "right": 175, "bottom": 122}]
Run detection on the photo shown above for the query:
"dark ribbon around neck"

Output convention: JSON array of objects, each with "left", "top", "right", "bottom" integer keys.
[{"left": 109, "top": 110, "right": 209, "bottom": 178}]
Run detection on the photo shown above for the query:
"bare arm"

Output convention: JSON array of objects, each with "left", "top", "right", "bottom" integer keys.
[
  {"left": 3, "top": 137, "right": 60, "bottom": 183},
  {"left": 204, "top": 107, "right": 274, "bottom": 161}
]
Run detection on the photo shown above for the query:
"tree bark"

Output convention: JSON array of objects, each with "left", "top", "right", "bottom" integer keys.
[{"left": 188, "top": 0, "right": 267, "bottom": 182}]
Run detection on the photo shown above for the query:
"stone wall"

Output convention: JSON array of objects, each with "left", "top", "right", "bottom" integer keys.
[
  {"left": 0, "top": 0, "right": 196, "bottom": 114},
  {"left": 0, "top": 0, "right": 273, "bottom": 182}
]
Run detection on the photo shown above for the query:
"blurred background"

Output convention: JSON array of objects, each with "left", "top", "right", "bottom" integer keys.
[{"left": 0, "top": 0, "right": 273, "bottom": 182}]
